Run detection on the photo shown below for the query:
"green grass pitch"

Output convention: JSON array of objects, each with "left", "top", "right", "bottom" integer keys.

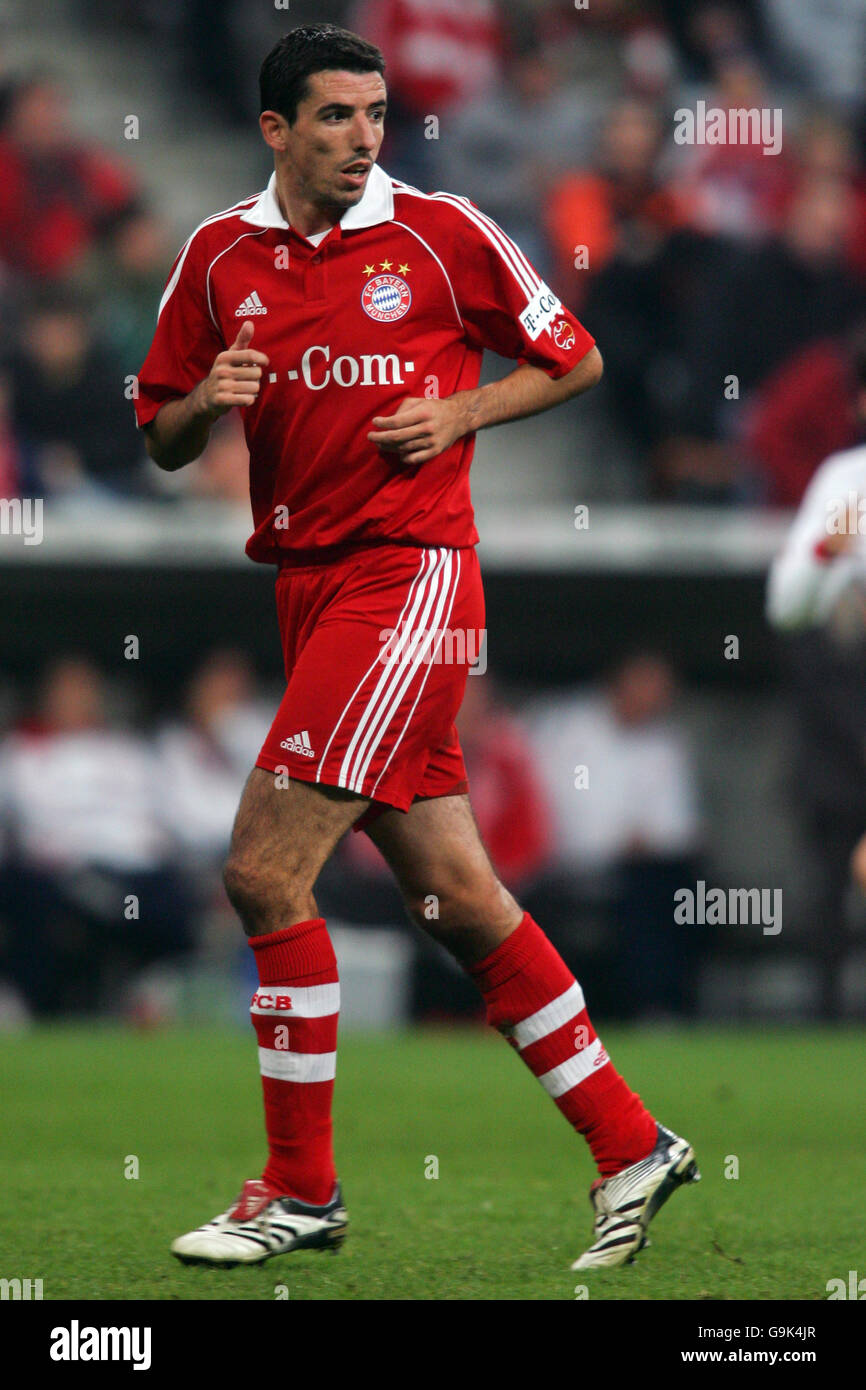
[{"left": 1, "top": 1024, "right": 862, "bottom": 1301}]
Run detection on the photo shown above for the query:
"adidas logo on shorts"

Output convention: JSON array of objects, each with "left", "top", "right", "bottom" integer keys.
[
  {"left": 235, "top": 290, "right": 268, "bottom": 317},
  {"left": 279, "top": 730, "right": 315, "bottom": 758}
]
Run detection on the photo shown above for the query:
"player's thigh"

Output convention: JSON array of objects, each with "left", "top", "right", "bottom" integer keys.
[
  {"left": 366, "top": 792, "right": 519, "bottom": 930},
  {"left": 228, "top": 765, "right": 369, "bottom": 886}
]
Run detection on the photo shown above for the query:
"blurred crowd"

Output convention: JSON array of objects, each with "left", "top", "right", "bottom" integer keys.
[
  {"left": 1, "top": 0, "right": 866, "bottom": 505},
  {"left": 0, "top": 648, "right": 703, "bottom": 1021}
]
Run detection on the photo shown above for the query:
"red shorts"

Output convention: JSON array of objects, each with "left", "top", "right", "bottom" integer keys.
[{"left": 256, "top": 543, "right": 485, "bottom": 824}]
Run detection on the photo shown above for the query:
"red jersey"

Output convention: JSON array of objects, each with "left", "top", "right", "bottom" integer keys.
[{"left": 134, "top": 163, "right": 596, "bottom": 564}]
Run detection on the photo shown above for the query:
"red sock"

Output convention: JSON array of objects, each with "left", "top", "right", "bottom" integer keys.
[
  {"left": 468, "top": 912, "right": 657, "bottom": 1177},
  {"left": 248, "top": 917, "right": 338, "bottom": 1206}
]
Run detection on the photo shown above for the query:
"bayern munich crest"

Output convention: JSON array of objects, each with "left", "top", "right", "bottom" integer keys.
[{"left": 362, "top": 273, "right": 412, "bottom": 323}]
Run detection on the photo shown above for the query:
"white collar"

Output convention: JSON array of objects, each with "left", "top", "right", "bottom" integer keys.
[{"left": 240, "top": 163, "right": 394, "bottom": 232}]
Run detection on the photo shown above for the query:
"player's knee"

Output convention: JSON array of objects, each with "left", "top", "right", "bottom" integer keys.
[
  {"left": 223, "top": 849, "right": 314, "bottom": 931},
  {"left": 223, "top": 850, "right": 288, "bottom": 919},
  {"left": 406, "top": 873, "right": 509, "bottom": 934},
  {"left": 222, "top": 852, "right": 262, "bottom": 916}
]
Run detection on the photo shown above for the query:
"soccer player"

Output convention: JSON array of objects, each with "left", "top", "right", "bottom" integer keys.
[
  {"left": 135, "top": 23, "right": 699, "bottom": 1272},
  {"left": 766, "top": 340, "right": 866, "bottom": 1017}
]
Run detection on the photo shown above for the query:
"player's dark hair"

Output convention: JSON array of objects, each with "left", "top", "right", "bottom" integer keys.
[{"left": 259, "top": 24, "right": 385, "bottom": 126}]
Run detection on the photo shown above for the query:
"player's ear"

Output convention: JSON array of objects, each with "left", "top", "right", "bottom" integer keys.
[{"left": 259, "top": 110, "right": 289, "bottom": 151}]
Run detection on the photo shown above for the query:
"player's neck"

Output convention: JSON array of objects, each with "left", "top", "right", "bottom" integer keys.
[{"left": 274, "top": 172, "right": 340, "bottom": 240}]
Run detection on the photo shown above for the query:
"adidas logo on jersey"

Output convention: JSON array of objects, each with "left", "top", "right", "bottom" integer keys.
[
  {"left": 235, "top": 290, "right": 268, "bottom": 317},
  {"left": 279, "top": 730, "right": 315, "bottom": 757}
]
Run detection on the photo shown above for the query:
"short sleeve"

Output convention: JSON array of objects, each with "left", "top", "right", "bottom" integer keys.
[
  {"left": 443, "top": 197, "right": 596, "bottom": 379},
  {"left": 133, "top": 231, "right": 226, "bottom": 429}
]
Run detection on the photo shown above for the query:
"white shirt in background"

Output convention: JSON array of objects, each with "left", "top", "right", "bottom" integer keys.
[
  {"left": 1, "top": 730, "right": 168, "bottom": 872},
  {"left": 528, "top": 694, "right": 701, "bottom": 874},
  {"left": 766, "top": 444, "right": 866, "bottom": 630}
]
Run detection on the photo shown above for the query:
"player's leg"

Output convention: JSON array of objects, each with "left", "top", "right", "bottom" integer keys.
[
  {"left": 366, "top": 792, "right": 657, "bottom": 1165},
  {"left": 366, "top": 792, "right": 699, "bottom": 1268},
  {"left": 171, "top": 770, "right": 368, "bottom": 1266},
  {"left": 222, "top": 764, "right": 367, "bottom": 936}
]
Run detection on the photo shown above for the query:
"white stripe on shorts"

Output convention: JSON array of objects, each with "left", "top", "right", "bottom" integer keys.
[
  {"left": 315, "top": 548, "right": 436, "bottom": 784},
  {"left": 350, "top": 549, "right": 456, "bottom": 792},
  {"left": 340, "top": 547, "right": 449, "bottom": 792}
]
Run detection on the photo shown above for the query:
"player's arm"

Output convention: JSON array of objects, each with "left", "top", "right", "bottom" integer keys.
[
  {"left": 144, "top": 320, "right": 269, "bottom": 471},
  {"left": 368, "top": 347, "right": 602, "bottom": 466},
  {"left": 456, "top": 345, "right": 603, "bottom": 433},
  {"left": 766, "top": 461, "right": 864, "bottom": 629}
]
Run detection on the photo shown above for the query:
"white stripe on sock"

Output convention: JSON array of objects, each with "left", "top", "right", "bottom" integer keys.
[
  {"left": 258, "top": 1047, "right": 337, "bottom": 1083},
  {"left": 536, "top": 1036, "right": 609, "bottom": 1098},
  {"left": 511, "top": 981, "right": 586, "bottom": 1051},
  {"left": 250, "top": 983, "right": 340, "bottom": 1017}
]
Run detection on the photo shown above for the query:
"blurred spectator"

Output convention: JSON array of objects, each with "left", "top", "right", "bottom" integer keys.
[
  {"left": 6, "top": 290, "right": 146, "bottom": 497},
  {"left": 546, "top": 97, "right": 687, "bottom": 305},
  {"left": 0, "top": 371, "right": 26, "bottom": 498},
  {"left": 766, "top": 394, "right": 866, "bottom": 1018},
  {"left": 179, "top": 0, "right": 256, "bottom": 126},
  {"left": 791, "top": 112, "right": 866, "bottom": 286},
  {"left": 708, "top": 173, "right": 862, "bottom": 393},
  {"left": 669, "top": 53, "right": 795, "bottom": 243},
  {"left": 528, "top": 653, "right": 702, "bottom": 1017},
  {"left": 92, "top": 211, "right": 175, "bottom": 377},
  {"left": 774, "top": 619, "right": 866, "bottom": 1021},
  {"left": 348, "top": 0, "right": 507, "bottom": 186},
  {"left": 656, "top": 1, "right": 768, "bottom": 82},
  {"left": 566, "top": 98, "right": 708, "bottom": 463},
  {"left": 156, "top": 649, "right": 272, "bottom": 862},
  {"left": 661, "top": 174, "right": 866, "bottom": 500},
  {"left": 534, "top": 0, "right": 670, "bottom": 68},
  {"left": 0, "top": 70, "right": 140, "bottom": 282},
  {"left": 438, "top": 46, "right": 597, "bottom": 278},
  {"left": 0, "top": 658, "right": 192, "bottom": 1014},
  {"left": 766, "top": 397, "right": 866, "bottom": 634},
  {"left": 351, "top": 0, "right": 504, "bottom": 118},
  {"left": 746, "top": 323, "right": 866, "bottom": 506},
  {"left": 762, "top": 0, "right": 866, "bottom": 112},
  {"left": 185, "top": 412, "right": 251, "bottom": 505},
  {"left": 455, "top": 673, "right": 554, "bottom": 890}
]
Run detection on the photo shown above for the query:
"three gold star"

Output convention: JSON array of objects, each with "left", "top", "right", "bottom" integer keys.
[{"left": 361, "top": 259, "right": 411, "bottom": 276}]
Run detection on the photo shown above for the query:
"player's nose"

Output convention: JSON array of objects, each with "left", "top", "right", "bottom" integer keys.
[{"left": 351, "top": 115, "right": 379, "bottom": 151}]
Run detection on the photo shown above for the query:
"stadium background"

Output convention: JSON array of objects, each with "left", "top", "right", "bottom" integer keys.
[{"left": 2, "top": 0, "right": 866, "bottom": 1035}]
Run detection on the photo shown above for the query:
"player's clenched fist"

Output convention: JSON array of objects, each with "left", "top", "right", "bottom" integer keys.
[
  {"left": 197, "top": 320, "right": 270, "bottom": 418},
  {"left": 368, "top": 395, "right": 469, "bottom": 466}
]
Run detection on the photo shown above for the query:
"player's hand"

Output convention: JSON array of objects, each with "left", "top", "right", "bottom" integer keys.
[
  {"left": 196, "top": 320, "right": 270, "bottom": 419},
  {"left": 817, "top": 524, "right": 860, "bottom": 558},
  {"left": 368, "top": 395, "right": 467, "bottom": 466}
]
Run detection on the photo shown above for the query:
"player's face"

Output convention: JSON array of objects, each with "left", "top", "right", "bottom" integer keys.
[{"left": 280, "top": 70, "right": 387, "bottom": 212}]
